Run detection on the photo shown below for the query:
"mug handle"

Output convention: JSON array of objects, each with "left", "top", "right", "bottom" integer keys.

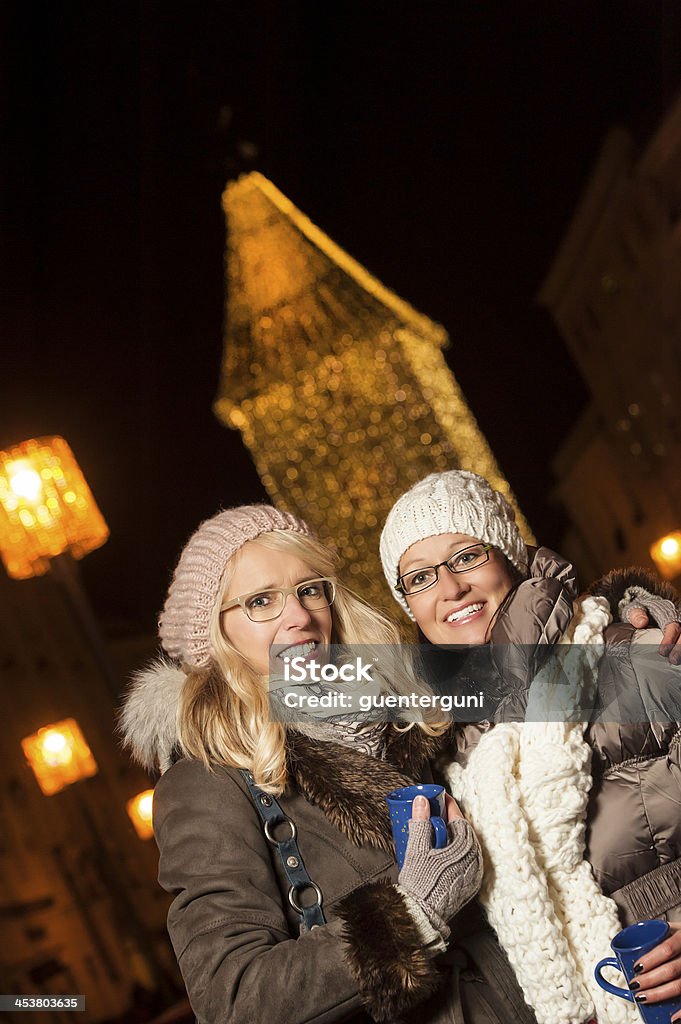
[
  {"left": 431, "top": 816, "right": 447, "bottom": 849},
  {"left": 593, "top": 958, "right": 635, "bottom": 1002}
]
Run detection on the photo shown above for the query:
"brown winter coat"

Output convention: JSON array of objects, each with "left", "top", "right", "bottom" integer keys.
[{"left": 152, "top": 726, "right": 537, "bottom": 1024}]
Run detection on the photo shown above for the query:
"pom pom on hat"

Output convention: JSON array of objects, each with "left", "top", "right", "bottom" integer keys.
[
  {"left": 159, "top": 505, "right": 311, "bottom": 667},
  {"left": 380, "top": 471, "right": 528, "bottom": 619}
]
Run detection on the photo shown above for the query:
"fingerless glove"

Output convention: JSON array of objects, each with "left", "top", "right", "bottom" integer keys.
[
  {"left": 397, "top": 818, "right": 483, "bottom": 941},
  {"left": 619, "top": 586, "right": 680, "bottom": 631}
]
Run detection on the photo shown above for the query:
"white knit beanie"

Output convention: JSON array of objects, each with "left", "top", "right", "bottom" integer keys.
[
  {"left": 380, "top": 471, "right": 528, "bottom": 619},
  {"left": 159, "top": 505, "right": 311, "bottom": 668}
]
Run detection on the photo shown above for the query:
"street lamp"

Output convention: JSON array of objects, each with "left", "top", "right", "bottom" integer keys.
[
  {"left": 3, "top": 436, "right": 174, "bottom": 1005},
  {"left": 650, "top": 531, "right": 681, "bottom": 580},
  {"left": 0, "top": 435, "right": 121, "bottom": 696},
  {"left": 21, "top": 720, "right": 171, "bottom": 998},
  {"left": 0, "top": 435, "right": 108, "bottom": 579},
  {"left": 21, "top": 718, "right": 98, "bottom": 795},
  {"left": 127, "top": 790, "right": 155, "bottom": 840}
]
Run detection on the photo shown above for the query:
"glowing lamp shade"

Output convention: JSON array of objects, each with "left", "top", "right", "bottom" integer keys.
[
  {"left": 22, "top": 718, "right": 98, "bottom": 795},
  {"left": 650, "top": 531, "right": 681, "bottom": 580},
  {"left": 127, "top": 789, "right": 155, "bottom": 840},
  {"left": 0, "top": 436, "right": 109, "bottom": 579}
]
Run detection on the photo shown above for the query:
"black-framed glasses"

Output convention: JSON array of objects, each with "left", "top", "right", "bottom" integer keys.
[
  {"left": 397, "top": 543, "right": 492, "bottom": 596},
  {"left": 221, "top": 577, "right": 336, "bottom": 622}
]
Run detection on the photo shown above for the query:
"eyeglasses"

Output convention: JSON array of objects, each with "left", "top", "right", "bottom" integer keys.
[
  {"left": 221, "top": 577, "right": 336, "bottom": 622},
  {"left": 397, "top": 543, "right": 492, "bottom": 596}
]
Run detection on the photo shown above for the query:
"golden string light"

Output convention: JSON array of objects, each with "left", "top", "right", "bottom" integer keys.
[{"left": 216, "top": 172, "right": 533, "bottom": 610}]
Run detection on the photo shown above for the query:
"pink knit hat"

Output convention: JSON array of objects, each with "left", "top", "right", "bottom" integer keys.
[{"left": 159, "top": 505, "right": 311, "bottom": 667}]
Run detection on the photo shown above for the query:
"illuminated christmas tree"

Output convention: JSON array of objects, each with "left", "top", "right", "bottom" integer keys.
[{"left": 215, "top": 172, "right": 533, "bottom": 610}]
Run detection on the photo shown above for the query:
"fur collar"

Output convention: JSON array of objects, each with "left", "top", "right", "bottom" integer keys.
[
  {"left": 285, "top": 728, "right": 445, "bottom": 853},
  {"left": 587, "top": 566, "right": 680, "bottom": 621}
]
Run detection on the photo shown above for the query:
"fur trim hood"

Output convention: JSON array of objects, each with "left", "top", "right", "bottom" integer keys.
[
  {"left": 118, "top": 658, "right": 186, "bottom": 774},
  {"left": 587, "top": 565, "right": 681, "bottom": 619}
]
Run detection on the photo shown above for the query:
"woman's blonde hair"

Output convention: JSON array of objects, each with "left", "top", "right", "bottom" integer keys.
[{"left": 177, "top": 530, "right": 447, "bottom": 793}]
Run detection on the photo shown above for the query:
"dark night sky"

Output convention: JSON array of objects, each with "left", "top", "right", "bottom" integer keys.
[{"left": 4, "top": 2, "right": 681, "bottom": 636}]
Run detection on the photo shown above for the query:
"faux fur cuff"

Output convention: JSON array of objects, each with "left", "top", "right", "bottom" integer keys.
[{"left": 334, "top": 879, "right": 442, "bottom": 1021}]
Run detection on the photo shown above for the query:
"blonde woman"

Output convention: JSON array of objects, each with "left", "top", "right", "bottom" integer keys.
[{"left": 120, "top": 505, "right": 534, "bottom": 1024}]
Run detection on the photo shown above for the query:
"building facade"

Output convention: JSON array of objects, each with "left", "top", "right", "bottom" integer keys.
[
  {"left": 539, "top": 96, "right": 681, "bottom": 582},
  {"left": 0, "top": 567, "right": 179, "bottom": 1022}
]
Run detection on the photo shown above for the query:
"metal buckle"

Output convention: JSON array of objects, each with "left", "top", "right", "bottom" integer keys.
[
  {"left": 288, "top": 882, "right": 323, "bottom": 913},
  {"left": 264, "top": 816, "right": 297, "bottom": 846}
]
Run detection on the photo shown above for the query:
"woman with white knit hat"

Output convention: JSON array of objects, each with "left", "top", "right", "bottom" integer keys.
[
  {"left": 381, "top": 470, "right": 681, "bottom": 1024},
  {"left": 120, "top": 503, "right": 551, "bottom": 1024}
]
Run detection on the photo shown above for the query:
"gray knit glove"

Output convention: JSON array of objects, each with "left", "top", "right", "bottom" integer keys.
[
  {"left": 397, "top": 816, "right": 483, "bottom": 940},
  {"left": 619, "top": 586, "right": 680, "bottom": 631}
]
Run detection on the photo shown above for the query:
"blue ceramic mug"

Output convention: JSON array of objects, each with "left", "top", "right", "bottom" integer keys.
[
  {"left": 594, "top": 919, "right": 681, "bottom": 1023},
  {"left": 386, "top": 783, "right": 447, "bottom": 870}
]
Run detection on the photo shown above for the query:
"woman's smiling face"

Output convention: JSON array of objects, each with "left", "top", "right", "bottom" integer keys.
[
  {"left": 399, "top": 533, "right": 514, "bottom": 646},
  {"left": 220, "top": 541, "right": 333, "bottom": 676}
]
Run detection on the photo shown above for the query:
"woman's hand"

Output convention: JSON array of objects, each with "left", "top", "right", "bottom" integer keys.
[
  {"left": 624, "top": 604, "right": 681, "bottom": 666},
  {"left": 397, "top": 793, "right": 483, "bottom": 935},
  {"left": 627, "top": 921, "right": 681, "bottom": 1015},
  {"left": 443, "top": 791, "right": 463, "bottom": 822}
]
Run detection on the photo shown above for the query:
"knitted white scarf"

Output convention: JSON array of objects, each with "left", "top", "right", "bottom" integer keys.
[{"left": 444, "top": 596, "right": 640, "bottom": 1024}]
